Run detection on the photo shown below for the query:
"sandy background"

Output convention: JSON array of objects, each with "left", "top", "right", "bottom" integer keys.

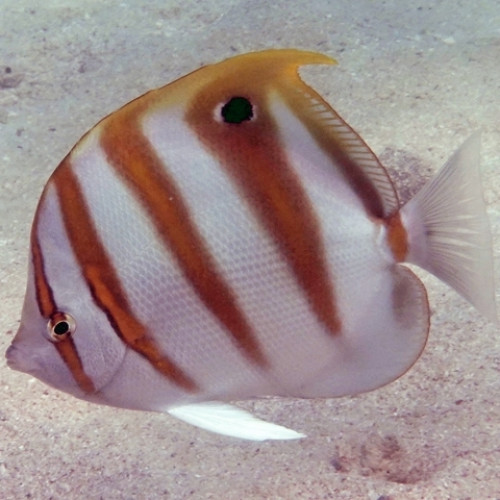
[{"left": 1, "top": 0, "right": 499, "bottom": 498}]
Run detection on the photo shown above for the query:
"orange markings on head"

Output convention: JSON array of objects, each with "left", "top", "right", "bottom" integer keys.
[
  {"left": 54, "top": 337, "right": 96, "bottom": 394},
  {"left": 31, "top": 230, "right": 57, "bottom": 319},
  {"left": 31, "top": 210, "right": 96, "bottom": 394}
]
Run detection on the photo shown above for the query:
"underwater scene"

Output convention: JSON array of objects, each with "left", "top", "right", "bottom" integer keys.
[{"left": 1, "top": 0, "right": 499, "bottom": 498}]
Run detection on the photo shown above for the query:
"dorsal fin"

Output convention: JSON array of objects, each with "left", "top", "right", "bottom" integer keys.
[
  {"left": 208, "top": 49, "right": 400, "bottom": 218},
  {"left": 147, "top": 48, "right": 399, "bottom": 218},
  {"left": 280, "top": 82, "right": 399, "bottom": 218}
]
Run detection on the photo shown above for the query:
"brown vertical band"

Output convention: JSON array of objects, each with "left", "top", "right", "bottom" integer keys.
[
  {"left": 187, "top": 92, "right": 341, "bottom": 336},
  {"left": 100, "top": 112, "right": 269, "bottom": 368},
  {"left": 31, "top": 219, "right": 96, "bottom": 394}
]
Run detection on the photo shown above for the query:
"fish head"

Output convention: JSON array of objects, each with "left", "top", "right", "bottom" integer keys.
[{"left": 6, "top": 192, "right": 127, "bottom": 401}]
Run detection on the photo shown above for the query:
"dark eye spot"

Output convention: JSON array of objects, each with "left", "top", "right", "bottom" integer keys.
[{"left": 220, "top": 96, "right": 253, "bottom": 124}]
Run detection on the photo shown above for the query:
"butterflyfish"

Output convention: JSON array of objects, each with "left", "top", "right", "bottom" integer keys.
[{"left": 6, "top": 49, "right": 497, "bottom": 441}]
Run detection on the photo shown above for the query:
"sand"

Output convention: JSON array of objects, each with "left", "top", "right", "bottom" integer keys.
[{"left": 1, "top": 0, "right": 499, "bottom": 498}]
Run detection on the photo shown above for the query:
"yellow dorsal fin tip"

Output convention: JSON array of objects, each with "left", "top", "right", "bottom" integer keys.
[{"left": 234, "top": 48, "right": 337, "bottom": 67}]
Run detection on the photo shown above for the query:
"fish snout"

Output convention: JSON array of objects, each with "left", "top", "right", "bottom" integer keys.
[
  {"left": 5, "top": 343, "right": 38, "bottom": 374},
  {"left": 6, "top": 343, "right": 21, "bottom": 370}
]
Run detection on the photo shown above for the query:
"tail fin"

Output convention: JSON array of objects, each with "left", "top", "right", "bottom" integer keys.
[{"left": 400, "top": 133, "right": 497, "bottom": 323}]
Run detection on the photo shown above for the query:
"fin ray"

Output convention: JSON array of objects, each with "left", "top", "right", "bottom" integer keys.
[{"left": 283, "top": 85, "right": 399, "bottom": 218}]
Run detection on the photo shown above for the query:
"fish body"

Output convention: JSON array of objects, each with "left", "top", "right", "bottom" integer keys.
[{"left": 6, "top": 50, "right": 496, "bottom": 440}]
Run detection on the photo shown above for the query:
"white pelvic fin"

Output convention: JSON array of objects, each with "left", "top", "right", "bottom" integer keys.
[
  {"left": 401, "top": 133, "right": 497, "bottom": 323},
  {"left": 167, "top": 402, "right": 305, "bottom": 441}
]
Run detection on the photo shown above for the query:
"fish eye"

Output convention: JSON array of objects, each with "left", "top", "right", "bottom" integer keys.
[
  {"left": 47, "top": 312, "right": 76, "bottom": 342},
  {"left": 217, "top": 96, "right": 254, "bottom": 124}
]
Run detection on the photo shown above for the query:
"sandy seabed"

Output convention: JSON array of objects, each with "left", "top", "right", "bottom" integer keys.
[{"left": 1, "top": 1, "right": 499, "bottom": 498}]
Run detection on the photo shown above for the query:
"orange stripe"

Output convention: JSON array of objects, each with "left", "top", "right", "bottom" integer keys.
[
  {"left": 99, "top": 113, "right": 269, "bottom": 367},
  {"left": 31, "top": 225, "right": 57, "bottom": 318},
  {"left": 186, "top": 93, "right": 341, "bottom": 336},
  {"left": 30, "top": 221, "right": 95, "bottom": 393},
  {"left": 54, "top": 337, "right": 96, "bottom": 394},
  {"left": 52, "top": 160, "right": 197, "bottom": 391},
  {"left": 386, "top": 213, "right": 408, "bottom": 262}
]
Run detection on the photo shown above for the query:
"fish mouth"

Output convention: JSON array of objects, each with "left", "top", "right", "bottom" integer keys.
[
  {"left": 5, "top": 343, "right": 38, "bottom": 375},
  {"left": 5, "top": 344, "right": 22, "bottom": 371}
]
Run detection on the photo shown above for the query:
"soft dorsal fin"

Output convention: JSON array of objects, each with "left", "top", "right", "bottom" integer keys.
[{"left": 280, "top": 81, "right": 399, "bottom": 218}]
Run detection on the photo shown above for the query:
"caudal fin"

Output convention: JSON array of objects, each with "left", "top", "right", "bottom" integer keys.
[{"left": 400, "top": 133, "right": 497, "bottom": 323}]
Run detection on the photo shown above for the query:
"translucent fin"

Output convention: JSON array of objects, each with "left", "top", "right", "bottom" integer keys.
[
  {"left": 167, "top": 402, "right": 305, "bottom": 441},
  {"left": 401, "top": 133, "right": 497, "bottom": 323},
  {"left": 295, "top": 266, "right": 429, "bottom": 398},
  {"left": 281, "top": 84, "right": 399, "bottom": 218}
]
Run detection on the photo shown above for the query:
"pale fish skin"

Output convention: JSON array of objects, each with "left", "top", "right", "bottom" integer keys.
[{"left": 6, "top": 50, "right": 497, "bottom": 441}]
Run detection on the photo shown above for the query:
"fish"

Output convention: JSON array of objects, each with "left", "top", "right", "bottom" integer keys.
[{"left": 5, "top": 49, "right": 497, "bottom": 441}]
